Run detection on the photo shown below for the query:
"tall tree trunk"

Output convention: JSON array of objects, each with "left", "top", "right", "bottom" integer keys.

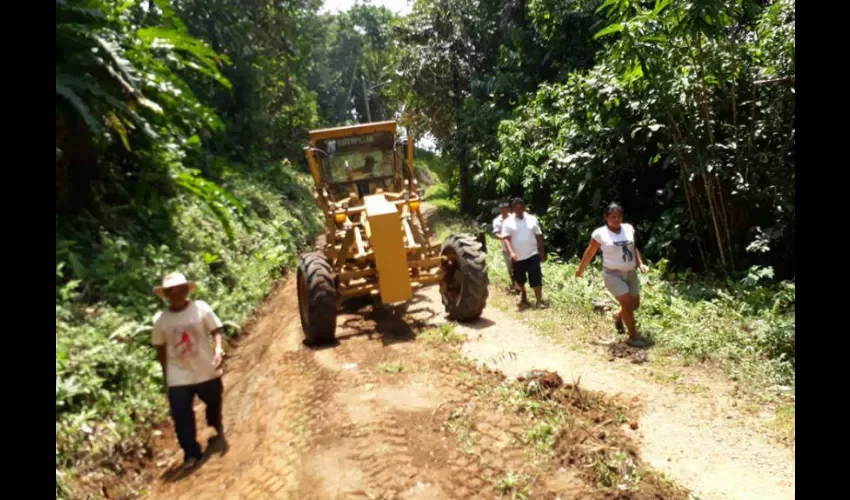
[
  {"left": 667, "top": 112, "right": 709, "bottom": 270},
  {"left": 451, "top": 62, "right": 471, "bottom": 214}
]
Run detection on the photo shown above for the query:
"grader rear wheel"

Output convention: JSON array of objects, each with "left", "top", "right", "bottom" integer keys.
[
  {"left": 297, "top": 252, "right": 338, "bottom": 345},
  {"left": 440, "top": 234, "right": 489, "bottom": 321}
]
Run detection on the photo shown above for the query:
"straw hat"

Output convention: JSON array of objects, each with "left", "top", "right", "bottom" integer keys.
[{"left": 152, "top": 272, "right": 196, "bottom": 298}]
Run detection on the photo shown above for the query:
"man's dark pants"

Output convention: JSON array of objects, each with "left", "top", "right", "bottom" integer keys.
[
  {"left": 167, "top": 377, "right": 223, "bottom": 460},
  {"left": 512, "top": 253, "right": 543, "bottom": 288}
]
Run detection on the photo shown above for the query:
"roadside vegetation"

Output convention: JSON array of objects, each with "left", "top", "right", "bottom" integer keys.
[
  {"left": 426, "top": 183, "right": 794, "bottom": 431},
  {"left": 57, "top": 0, "right": 794, "bottom": 496},
  {"left": 56, "top": 164, "right": 322, "bottom": 493}
]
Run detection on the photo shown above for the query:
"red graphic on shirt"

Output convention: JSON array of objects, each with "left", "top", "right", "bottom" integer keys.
[{"left": 173, "top": 330, "right": 197, "bottom": 361}]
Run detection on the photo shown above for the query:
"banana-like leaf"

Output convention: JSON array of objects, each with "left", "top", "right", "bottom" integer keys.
[
  {"left": 105, "top": 111, "right": 131, "bottom": 151},
  {"left": 94, "top": 35, "right": 138, "bottom": 90},
  {"left": 56, "top": 76, "right": 104, "bottom": 137},
  {"left": 56, "top": 0, "right": 105, "bottom": 25},
  {"left": 593, "top": 23, "right": 625, "bottom": 40},
  {"left": 138, "top": 27, "right": 232, "bottom": 89}
]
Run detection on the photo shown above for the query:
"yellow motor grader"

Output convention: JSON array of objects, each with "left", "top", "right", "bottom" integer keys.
[{"left": 297, "top": 120, "right": 488, "bottom": 345}]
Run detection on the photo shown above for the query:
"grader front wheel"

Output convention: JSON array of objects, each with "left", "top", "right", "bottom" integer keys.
[
  {"left": 440, "top": 234, "right": 489, "bottom": 321},
  {"left": 297, "top": 252, "right": 338, "bottom": 345}
]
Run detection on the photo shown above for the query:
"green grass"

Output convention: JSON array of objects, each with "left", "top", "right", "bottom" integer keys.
[
  {"left": 424, "top": 183, "right": 480, "bottom": 241},
  {"left": 426, "top": 183, "right": 794, "bottom": 439},
  {"left": 523, "top": 418, "right": 563, "bottom": 455},
  {"left": 55, "top": 161, "right": 322, "bottom": 490},
  {"left": 479, "top": 234, "right": 795, "bottom": 391},
  {"left": 444, "top": 406, "right": 479, "bottom": 454},
  {"left": 419, "top": 323, "right": 464, "bottom": 344},
  {"left": 494, "top": 471, "right": 530, "bottom": 499},
  {"left": 377, "top": 361, "right": 404, "bottom": 374},
  {"left": 589, "top": 449, "right": 642, "bottom": 490}
]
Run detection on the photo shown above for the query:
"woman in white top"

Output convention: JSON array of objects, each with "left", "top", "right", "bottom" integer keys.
[{"left": 575, "top": 203, "right": 649, "bottom": 347}]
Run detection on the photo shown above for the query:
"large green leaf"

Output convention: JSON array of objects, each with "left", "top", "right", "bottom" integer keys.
[
  {"left": 137, "top": 27, "right": 232, "bottom": 89},
  {"left": 56, "top": 75, "right": 104, "bottom": 137},
  {"left": 593, "top": 23, "right": 624, "bottom": 40}
]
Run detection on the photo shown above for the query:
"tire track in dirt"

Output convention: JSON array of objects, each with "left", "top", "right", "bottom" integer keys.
[
  {"left": 146, "top": 203, "right": 786, "bottom": 500},
  {"left": 146, "top": 278, "right": 510, "bottom": 500},
  {"left": 149, "top": 280, "right": 338, "bottom": 500},
  {"left": 300, "top": 308, "right": 511, "bottom": 500},
  {"left": 303, "top": 338, "right": 423, "bottom": 500}
]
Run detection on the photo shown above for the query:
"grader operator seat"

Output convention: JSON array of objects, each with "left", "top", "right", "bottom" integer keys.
[{"left": 352, "top": 156, "right": 380, "bottom": 198}]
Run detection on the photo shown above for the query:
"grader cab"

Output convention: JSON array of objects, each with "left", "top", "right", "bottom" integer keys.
[{"left": 297, "top": 121, "right": 489, "bottom": 345}]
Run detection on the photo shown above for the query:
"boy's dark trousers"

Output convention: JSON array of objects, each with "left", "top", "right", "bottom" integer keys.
[{"left": 167, "top": 377, "right": 223, "bottom": 460}]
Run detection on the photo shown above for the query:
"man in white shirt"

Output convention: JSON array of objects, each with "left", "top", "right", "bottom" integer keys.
[
  {"left": 501, "top": 198, "right": 547, "bottom": 308},
  {"left": 492, "top": 201, "right": 516, "bottom": 289},
  {"left": 151, "top": 272, "right": 227, "bottom": 470}
]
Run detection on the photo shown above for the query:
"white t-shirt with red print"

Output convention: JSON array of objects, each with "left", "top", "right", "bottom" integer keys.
[{"left": 152, "top": 300, "right": 223, "bottom": 387}]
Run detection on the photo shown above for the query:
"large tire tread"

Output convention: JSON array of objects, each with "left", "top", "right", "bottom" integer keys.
[
  {"left": 297, "top": 252, "right": 338, "bottom": 345},
  {"left": 440, "top": 234, "right": 489, "bottom": 321}
]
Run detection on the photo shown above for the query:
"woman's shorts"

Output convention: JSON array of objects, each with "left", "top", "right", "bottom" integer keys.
[{"left": 603, "top": 268, "right": 640, "bottom": 297}]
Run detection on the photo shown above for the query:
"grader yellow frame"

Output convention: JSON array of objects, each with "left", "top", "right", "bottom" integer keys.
[{"left": 297, "top": 121, "right": 488, "bottom": 345}]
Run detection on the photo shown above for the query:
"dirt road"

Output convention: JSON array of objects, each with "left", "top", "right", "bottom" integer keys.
[
  {"left": 147, "top": 279, "right": 584, "bottom": 500},
  {"left": 148, "top": 279, "right": 429, "bottom": 500},
  {"left": 452, "top": 286, "right": 796, "bottom": 500},
  {"left": 144, "top": 270, "right": 793, "bottom": 500}
]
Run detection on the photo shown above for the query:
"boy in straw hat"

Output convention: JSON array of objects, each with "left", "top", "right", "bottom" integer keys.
[{"left": 152, "top": 272, "right": 226, "bottom": 470}]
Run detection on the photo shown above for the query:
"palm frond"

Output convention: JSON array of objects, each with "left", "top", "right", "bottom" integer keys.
[
  {"left": 56, "top": 75, "right": 104, "bottom": 137},
  {"left": 174, "top": 170, "right": 247, "bottom": 243},
  {"left": 138, "top": 27, "right": 232, "bottom": 89}
]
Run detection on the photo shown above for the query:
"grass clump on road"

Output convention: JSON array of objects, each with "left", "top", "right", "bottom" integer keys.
[
  {"left": 420, "top": 323, "right": 464, "bottom": 344},
  {"left": 493, "top": 471, "right": 530, "bottom": 500},
  {"left": 377, "top": 361, "right": 404, "bottom": 374},
  {"left": 443, "top": 358, "right": 687, "bottom": 498}
]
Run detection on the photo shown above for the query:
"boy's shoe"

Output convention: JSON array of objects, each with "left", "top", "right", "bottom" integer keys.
[{"left": 182, "top": 457, "right": 199, "bottom": 471}]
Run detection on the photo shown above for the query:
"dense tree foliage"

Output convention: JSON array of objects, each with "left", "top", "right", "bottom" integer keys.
[
  {"left": 397, "top": 0, "right": 794, "bottom": 277},
  {"left": 56, "top": 0, "right": 794, "bottom": 495},
  {"left": 56, "top": 0, "right": 235, "bottom": 241},
  {"left": 395, "top": 0, "right": 605, "bottom": 213},
  {"left": 312, "top": 3, "right": 401, "bottom": 125},
  {"left": 55, "top": 0, "right": 327, "bottom": 490}
]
